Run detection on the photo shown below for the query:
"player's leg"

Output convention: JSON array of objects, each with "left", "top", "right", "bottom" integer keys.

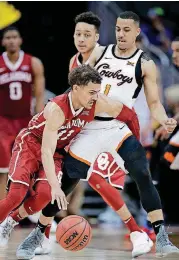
[
  {"left": 0, "top": 181, "right": 29, "bottom": 246},
  {"left": 64, "top": 152, "right": 153, "bottom": 258},
  {"left": 16, "top": 167, "right": 80, "bottom": 259},
  {"left": 4, "top": 160, "right": 62, "bottom": 250},
  {"left": 0, "top": 130, "right": 41, "bottom": 247},
  {"left": 117, "top": 134, "right": 179, "bottom": 257}
]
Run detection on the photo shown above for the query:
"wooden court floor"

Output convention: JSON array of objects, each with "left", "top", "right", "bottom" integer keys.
[{"left": 0, "top": 226, "right": 179, "bottom": 260}]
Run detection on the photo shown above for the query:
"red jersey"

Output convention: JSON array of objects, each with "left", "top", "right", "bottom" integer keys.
[
  {"left": 0, "top": 51, "right": 33, "bottom": 118},
  {"left": 71, "top": 54, "right": 79, "bottom": 71},
  {"left": 28, "top": 92, "right": 96, "bottom": 149}
]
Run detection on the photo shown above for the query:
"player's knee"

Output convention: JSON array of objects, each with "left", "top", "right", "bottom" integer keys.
[
  {"left": 8, "top": 183, "right": 28, "bottom": 208},
  {"left": 42, "top": 202, "right": 59, "bottom": 217},
  {"left": 34, "top": 182, "right": 51, "bottom": 209},
  {"left": 37, "top": 188, "right": 51, "bottom": 205},
  {"left": 88, "top": 172, "right": 104, "bottom": 189},
  {"left": 120, "top": 143, "right": 151, "bottom": 185}
]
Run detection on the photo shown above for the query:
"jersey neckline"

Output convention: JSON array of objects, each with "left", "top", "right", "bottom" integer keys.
[
  {"left": 112, "top": 45, "right": 139, "bottom": 60},
  {"left": 68, "top": 92, "right": 84, "bottom": 117},
  {"left": 2, "top": 50, "right": 24, "bottom": 71}
]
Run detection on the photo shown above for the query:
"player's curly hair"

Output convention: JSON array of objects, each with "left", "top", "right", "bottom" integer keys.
[
  {"left": 68, "top": 64, "right": 102, "bottom": 87},
  {"left": 75, "top": 11, "right": 101, "bottom": 32}
]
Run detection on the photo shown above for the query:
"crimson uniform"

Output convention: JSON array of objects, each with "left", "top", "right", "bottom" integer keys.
[
  {"left": 0, "top": 51, "right": 33, "bottom": 172},
  {"left": 8, "top": 92, "right": 96, "bottom": 186},
  {"left": 0, "top": 92, "right": 96, "bottom": 222}
]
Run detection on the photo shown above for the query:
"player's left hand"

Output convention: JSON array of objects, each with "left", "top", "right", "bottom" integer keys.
[{"left": 161, "top": 118, "right": 177, "bottom": 134}]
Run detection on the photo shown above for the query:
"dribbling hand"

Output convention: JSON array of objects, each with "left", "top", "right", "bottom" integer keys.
[{"left": 51, "top": 185, "right": 68, "bottom": 210}]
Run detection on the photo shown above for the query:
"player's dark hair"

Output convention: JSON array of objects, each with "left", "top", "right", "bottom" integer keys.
[
  {"left": 68, "top": 64, "right": 102, "bottom": 87},
  {"left": 75, "top": 11, "right": 101, "bottom": 32},
  {"left": 118, "top": 11, "right": 140, "bottom": 26},
  {"left": 2, "top": 26, "right": 21, "bottom": 37}
]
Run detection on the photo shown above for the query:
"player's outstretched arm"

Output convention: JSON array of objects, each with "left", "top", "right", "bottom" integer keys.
[
  {"left": 95, "top": 94, "right": 140, "bottom": 140},
  {"left": 142, "top": 57, "right": 177, "bottom": 134},
  {"left": 32, "top": 57, "right": 45, "bottom": 114},
  {"left": 42, "top": 102, "right": 68, "bottom": 210},
  {"left": 88, "top": 46, "right": 106, "bottom": 67}
]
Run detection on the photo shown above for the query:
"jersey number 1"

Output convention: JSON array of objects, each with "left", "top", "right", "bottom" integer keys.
[
  {"left": 9, "top": 82, "right": 22, "bottom": 100},
  {"left": 104, "top": 84, "right": 111, "bottom": 96}
]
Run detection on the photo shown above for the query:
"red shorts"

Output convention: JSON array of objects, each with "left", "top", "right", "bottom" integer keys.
[
  {"left": 92, "top": 152, "right": 126, "bottom": 190},
  {"left": 0, "top": 116, "right": 31, "bottom": 171},
  {"left": 8, "top": 129, "right": 64, "bottom": 186}
]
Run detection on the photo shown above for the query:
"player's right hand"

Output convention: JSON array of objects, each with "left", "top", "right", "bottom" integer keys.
[{"left": 51, "top": 185, "right": 68, "bottom": 210}]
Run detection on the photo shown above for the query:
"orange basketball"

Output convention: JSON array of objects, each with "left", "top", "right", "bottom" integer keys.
[{"left": 56, "top": 215, "right": 92, "bottom": 251}]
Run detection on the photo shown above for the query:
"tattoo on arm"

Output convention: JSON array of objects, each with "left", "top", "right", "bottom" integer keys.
[{"left": 141, "top": 52, "right": 152, "bottom": 63}]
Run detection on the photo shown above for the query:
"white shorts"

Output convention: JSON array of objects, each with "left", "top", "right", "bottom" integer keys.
[{"left": 69, "top": 119, "right": 132, "bottom": 179}]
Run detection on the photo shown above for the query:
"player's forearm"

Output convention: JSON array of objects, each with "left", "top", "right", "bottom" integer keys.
[
  {"left": 149, "top": 101, "right": 168, "bottom": 125},
  {"left": 41, "top": 150, "right": 58, "bottom": 188}
]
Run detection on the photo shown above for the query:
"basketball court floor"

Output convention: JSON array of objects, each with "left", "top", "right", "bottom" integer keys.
[{"left": 1, "top": 226, "right": 179, "bottom": 260}]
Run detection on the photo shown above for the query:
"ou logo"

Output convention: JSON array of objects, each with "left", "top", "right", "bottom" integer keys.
[{"left": 97, "top": 153, "right": 110, "bottom": 170}]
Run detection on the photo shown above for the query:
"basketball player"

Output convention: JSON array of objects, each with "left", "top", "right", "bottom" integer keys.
[
  {"left": 70, "top": 11, "right": 144, "bottom": 239},
  {"left": 0, "top": 65, "right": 141, "bottom": 258},
  {"left": 20, "top": 12, "right": 148, "bottom": 257},
  {"left": 0, "top": 13, "right": 146, "bottom": 258},
  {"left": 13, "top": 12, "right": 177, "bottom": 259},
  {"left": 27, "top": 12, "right": 143, "bottom": 256},
  {"left": 62, "top": 12, "right": 179, "bottom": 257},
  {"left": 0, "top": 26, "right": 45, "bottom": 200}
]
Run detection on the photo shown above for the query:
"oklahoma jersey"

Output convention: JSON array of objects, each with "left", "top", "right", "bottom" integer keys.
[
  {"left": 0, "top": 50, "right": 33, "bottom": 118},
  {"left": 95, "top": 45, "right": 144, "bottom": 109},
  {"left": 28, "top": 92, "right": 96, "bottom": 149}
]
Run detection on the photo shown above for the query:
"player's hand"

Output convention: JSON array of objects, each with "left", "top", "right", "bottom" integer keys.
[
  {"left": 51, "top": 185, "right": 68, "bottom": 210},
  {"left": 154, "top": 125, "right": 170, "bottom": 140},
  {"left": 161, "top": 118, "right": 177, "bottom": 134}
]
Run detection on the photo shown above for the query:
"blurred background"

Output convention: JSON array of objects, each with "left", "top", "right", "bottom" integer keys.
[{"left": 1, "top": 1, "right": 179, "bottom": 231}]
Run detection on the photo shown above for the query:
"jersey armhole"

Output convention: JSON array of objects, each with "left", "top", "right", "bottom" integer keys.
[
  {"left": 94, "top": 45, "right": 109, "bottom": 67},
  {"left": 51, "top": 97, "right": 68, "bottom": 119},
  {"left": 133, "top": 52, "right": 144, "bottom": 99}
]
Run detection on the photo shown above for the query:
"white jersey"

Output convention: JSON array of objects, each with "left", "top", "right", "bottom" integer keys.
[
  {"left": 95, "top": 44, "right": 144, "bottom": 110},
  {"left": 69, "top": 46, "right": 145, "bottom": 178}
]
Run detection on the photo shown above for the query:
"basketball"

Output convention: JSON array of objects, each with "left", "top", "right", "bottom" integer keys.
[{"left": 56, "top": 215, "right": 92, "bottom": 251}]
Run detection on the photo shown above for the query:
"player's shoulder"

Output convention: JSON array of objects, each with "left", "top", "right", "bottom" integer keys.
[
  {"left": 0, "top": 52, "right": 5, "bottom": 62},
  {"left": 140, "top": 52, "right": 154, "bottom": 64},
  {"left": 70, "top": 54, "right": 77, "bottom": 63},
  {"left": 140, "top": 52, "right": 155, "bottom": 70},
  {"left": 69, "top": 53, "right": 79, "bottom": 71},
  {"left": 140, "top": 52, "right": 156, "bottom": 78},
  {"left": 51, "top": 93, "right": 70, "bottom": 112},
  {"left": 44, "top": 95, "right": 67, "bottom": 118}
]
